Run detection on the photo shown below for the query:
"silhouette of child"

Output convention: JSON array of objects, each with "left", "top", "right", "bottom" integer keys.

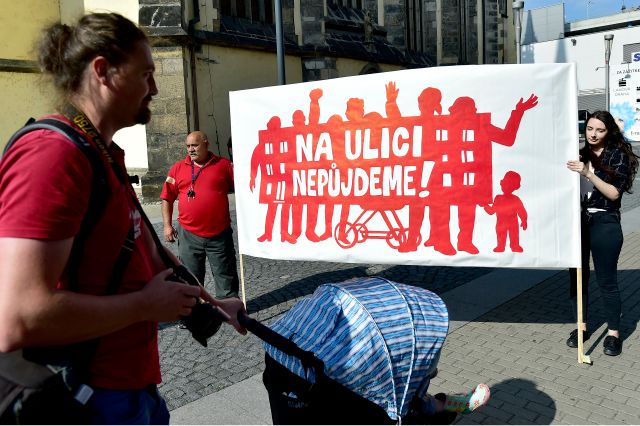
[{"left": 484, "top": 171, "right": 527, "bottom": 252}]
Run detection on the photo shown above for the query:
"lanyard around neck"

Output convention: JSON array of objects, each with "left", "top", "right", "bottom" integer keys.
[
  {"left": 62, "top": 103, "right": 126, "bottom": 184},
  {"left": 191, "top": 160, "right": 204, "bottom": 186}
]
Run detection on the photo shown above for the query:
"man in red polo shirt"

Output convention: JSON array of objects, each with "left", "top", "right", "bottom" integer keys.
[
  {"left": 0, "top": 13, "right": 245, "bottom": 424},
  {"left": 161, "top": 131, "right": 239, "bottom": 299}
]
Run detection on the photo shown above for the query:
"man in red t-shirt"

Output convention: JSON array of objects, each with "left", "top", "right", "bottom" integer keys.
[
  {"left": 161, "top": 131, "right": 239, "bottom": 299},
  {"left": 0, "top": 13, "right": 245, "bottom": 425}
]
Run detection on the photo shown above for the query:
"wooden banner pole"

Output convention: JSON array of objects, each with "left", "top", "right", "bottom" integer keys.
[
  {"left": 239, "top": 253, "right": 247, "bottom": 307},
  {"left": 576, "top": 267, "right": 592, "bottom": 364}
]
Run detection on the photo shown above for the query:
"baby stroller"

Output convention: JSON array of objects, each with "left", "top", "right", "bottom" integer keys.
[{"left": 239, "top": 277, "right": 456, "bottom": 424}]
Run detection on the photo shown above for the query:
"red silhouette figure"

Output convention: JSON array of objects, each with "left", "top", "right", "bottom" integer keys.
[
  {"left": 298, "top": 81, "right": 422, "bottom": 250},
  {"left": 251, "top": 89, "right": 328, "bottom": 244},
  {"left": 327, "top": 98, "right": 382, "bottom": 246},
  {"left": 279, "top": 109, "right": 306, "bottom": 243},
  {"left": 387, "top": 84, "right": 443, "bottom": 252},
  {"left": 302, "top": 88, "right": 335, "bottom": 242},
  {"left": 484, "top": 171, "right": 527, "bottom": 252},
  {"left": 250, "top": 116, "right": 291, "bottom": 242},
  {"left": 425, "top": 94, "right": 538, "bottom": 255}
]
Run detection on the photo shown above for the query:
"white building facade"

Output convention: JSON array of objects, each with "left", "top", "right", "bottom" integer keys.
[{"left": 521, "top": 4, "right": 640, "bottom": 139}]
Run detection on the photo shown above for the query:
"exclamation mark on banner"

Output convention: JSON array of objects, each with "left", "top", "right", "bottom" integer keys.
[{"left": 419, "top": 161, "right": 435, "bottom": 198}]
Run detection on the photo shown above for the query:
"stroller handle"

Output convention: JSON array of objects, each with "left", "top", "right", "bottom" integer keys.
[{"left": 238, "top": 312, "right": 325, "bottom": 372}]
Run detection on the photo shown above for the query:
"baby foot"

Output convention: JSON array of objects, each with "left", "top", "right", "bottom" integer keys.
[{"left": 444, "top": 383, "right": 491, "bottom": 414}]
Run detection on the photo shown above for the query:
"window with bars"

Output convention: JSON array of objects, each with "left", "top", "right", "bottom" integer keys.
[
  {"left": 219, "top": 0, "right": 274, "bottom": 23},
  {"left": 328, "top": 0, "right": 363, "bottom": 9}
]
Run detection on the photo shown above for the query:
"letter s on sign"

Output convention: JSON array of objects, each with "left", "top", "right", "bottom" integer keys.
[{"left": 633, "top": 52, "right": 640, "bottom": 62}]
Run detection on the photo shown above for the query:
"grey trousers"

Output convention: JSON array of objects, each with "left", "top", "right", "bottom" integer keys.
[{"left": 178, "top": 226, "right": 239, "bottom": 298}]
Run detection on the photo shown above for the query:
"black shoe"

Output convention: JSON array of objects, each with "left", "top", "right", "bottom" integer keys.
[
  {"left": 566, "top": 329, "right": 590, "bottom": 348},
  {"left": 603, "top": 335, "right": 622, "bottom": 356},
  {"left": 178, "top": 320, "right": 188, "bottom": 330}
]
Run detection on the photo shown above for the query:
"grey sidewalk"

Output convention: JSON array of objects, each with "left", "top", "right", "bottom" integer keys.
[{"left": 147, "top": 203, "right": 640, "bottom": 425}]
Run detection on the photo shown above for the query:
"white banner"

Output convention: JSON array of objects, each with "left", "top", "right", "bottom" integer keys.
[
  {"left": 230, "top": 63, "right": 581, "bottom": 268},
  {"left": 611, "top": 58, "right": 640, "bottom": 142}
]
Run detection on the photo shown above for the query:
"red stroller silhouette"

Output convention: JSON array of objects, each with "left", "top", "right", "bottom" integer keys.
[{"left": 334, "top": 205, "right": 412, "bottom": 250}]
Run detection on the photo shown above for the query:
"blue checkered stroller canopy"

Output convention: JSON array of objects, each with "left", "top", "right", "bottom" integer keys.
[{"left": 264, "top": 277, "right": 449, "bottom": 420}]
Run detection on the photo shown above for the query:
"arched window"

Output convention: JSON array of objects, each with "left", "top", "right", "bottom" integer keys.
[{"left": 359, "top": 63, "right": 381, "bottom": 74}]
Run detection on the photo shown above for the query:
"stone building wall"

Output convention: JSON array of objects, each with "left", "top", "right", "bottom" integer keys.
[
  {"left": 299, "top": 0, "right": 335, "bottom": 81},
  {"left": 282, "top": 0, "right": 296, "bottom": 36},
  {"left": 422, "top": 0, "right": 438, "bottom": 58},
  {"left": 440, "top": 0, "right": 461, "bottom": 64},
  {"left": 299, "top": 0, "right": 325, "bottom": 45},
  {"left": 483, "top": 0, "right": 498, "bottom": 63},
  {"left": 363, "top": 0, "right": 379, "bottom": 23},
  {"left": 384, "top": 0, "right": 406, "bottom": 50},
  {"left": 142, "top": 46, "right": 189, "bottom": 202},
  {"left": 302, "top": 57, "right": 339, "bottom": 81},
  {"left": 439, "top": 0, "right": 479, "bottom": 65},
  {"left": 138, "top": 0, "right": 190, "bottom": 201}
]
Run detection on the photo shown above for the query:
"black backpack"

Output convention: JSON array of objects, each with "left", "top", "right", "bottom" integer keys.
[{"left": 0, "top": 118, "right": 112, "bottom": 424}]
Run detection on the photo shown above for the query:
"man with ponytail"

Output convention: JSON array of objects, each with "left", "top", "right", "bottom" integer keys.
[{"left": 0, "top": 13, "right": 245, "bottom": 424}]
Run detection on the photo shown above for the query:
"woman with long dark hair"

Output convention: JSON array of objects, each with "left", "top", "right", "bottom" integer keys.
[{"left": 566, "top": 110, "right": 639, "bottom": 356}]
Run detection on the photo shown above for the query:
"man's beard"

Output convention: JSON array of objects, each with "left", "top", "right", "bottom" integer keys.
[{"left": 135, "top": 106, "right": 152, "bottom": 125}]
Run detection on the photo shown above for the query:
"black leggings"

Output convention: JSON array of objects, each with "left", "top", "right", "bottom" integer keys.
[{"left": 570, "top": 210, "right": 623, "bottom": 331}]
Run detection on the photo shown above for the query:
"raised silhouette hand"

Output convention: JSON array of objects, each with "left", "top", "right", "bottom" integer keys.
[
  {"left": 515, "top": 94, "right": 538, "bottom": 113},
  {"left": 386, "top": 81, "right": 399, "bottom": 103}
]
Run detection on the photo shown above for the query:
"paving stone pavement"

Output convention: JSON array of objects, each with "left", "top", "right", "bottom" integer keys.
[
  {"left": 150, "top": 201, "right": 493, "bottom": 411},
  {"left": 429, "top": 230, "right": 640, "bottom": 425},
  {"left": 165, "top": 216, "right": 640, "bottom": 425},
  {"left": 146, "top": 147, "right": 640, "bottom": 424}
]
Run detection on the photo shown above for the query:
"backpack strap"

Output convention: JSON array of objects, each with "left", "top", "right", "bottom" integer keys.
[
  {"left": 0, "top": 119, "right": 143, "bottom": 422},
  {"left": 3, "top": 118, "right": 129, "bottom": 295}
]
